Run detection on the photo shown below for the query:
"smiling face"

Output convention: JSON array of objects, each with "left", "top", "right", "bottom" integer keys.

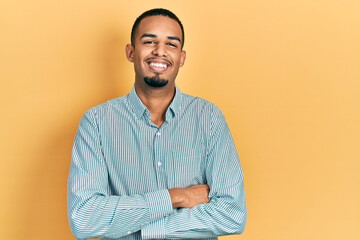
[{"left": 126, "top": 15, "right": 186, "bottom": 89}]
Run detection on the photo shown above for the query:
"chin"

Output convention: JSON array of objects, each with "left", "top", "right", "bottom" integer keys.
[{"left": 144, "top": 76, "right": 169, "bottom": 88}]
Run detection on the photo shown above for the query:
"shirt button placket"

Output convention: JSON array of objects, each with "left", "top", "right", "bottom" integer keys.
[
  {"left": 154, "top": 129, "right": 166, "bottom": 189},
  {"left": 154, "top": 130, "right": 160, "bottom": 188},
  {"left": 156, "top": 134, "right": 162, "bottom": 167}
]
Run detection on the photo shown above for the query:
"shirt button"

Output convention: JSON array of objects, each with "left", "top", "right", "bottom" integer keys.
[
  {"left": 157, "top": 162, "right": 162, "bottom": 166},
  {"left": 156, "top": 132, "right": 161, "bottom": 136}
]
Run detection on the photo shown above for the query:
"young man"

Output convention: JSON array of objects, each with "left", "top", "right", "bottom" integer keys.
[{"left": 68, "top": 8, "right": 246, "bottom": 240}]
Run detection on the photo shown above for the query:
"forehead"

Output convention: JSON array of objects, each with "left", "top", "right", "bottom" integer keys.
[{"left": 136, "top": 15, "right": 182, "bottom": 40}]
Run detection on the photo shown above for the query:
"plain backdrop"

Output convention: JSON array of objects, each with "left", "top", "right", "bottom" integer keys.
[{"left": 0, "top": 0, "right": 359, "bottom": 239}]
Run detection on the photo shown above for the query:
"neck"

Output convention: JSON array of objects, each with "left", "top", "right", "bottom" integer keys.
[{"left": 134, "top": 81, "right": 175, "bottom": 127}]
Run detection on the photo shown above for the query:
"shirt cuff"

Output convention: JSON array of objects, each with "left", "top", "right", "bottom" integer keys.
[
  {"left": 141, "top": 218, "right": 166, "bottom": 239},
  {"left": 143, "top": 189, "right": 173, "bottom": 222}
]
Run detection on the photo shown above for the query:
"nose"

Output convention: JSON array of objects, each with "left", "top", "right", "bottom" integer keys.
[{"left": 152, "top": 43, "right": 167, "bottom": 57}]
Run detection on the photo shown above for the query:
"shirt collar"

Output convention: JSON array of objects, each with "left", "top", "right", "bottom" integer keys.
[
  {"left": 167, "top": 85, "right": 182, "bottom": 118},
  {"left": 127, "top": 85, "right": 182, "bottom": 119}
]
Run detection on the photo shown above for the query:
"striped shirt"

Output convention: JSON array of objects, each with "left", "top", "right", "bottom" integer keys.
[{"left": 67, "top": 85, "right": 247, "bottom": 240}]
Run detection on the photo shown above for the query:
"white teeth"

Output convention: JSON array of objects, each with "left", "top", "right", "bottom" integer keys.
[{"left": 150, "top": 62, "right": 167, "bottom": 68}]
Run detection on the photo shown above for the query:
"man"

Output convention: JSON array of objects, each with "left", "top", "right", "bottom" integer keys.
[{"left": 68, "top": 8, "right": 246, "bottom": 240}]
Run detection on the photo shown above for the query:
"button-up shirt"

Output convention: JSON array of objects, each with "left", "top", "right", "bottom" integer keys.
[{"left": 67, "top": 86, "right": 247, "bottom": 240}]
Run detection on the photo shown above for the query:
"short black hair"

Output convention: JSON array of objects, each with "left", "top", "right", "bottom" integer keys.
[{"left": 131, "top": 8, "right": 185, "bottom": 49}]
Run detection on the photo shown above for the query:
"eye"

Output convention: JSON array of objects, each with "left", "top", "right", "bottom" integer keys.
[
  {"left": 144, "top": 40, "right": 155, "bottom": 44},
  {"left": 167, "top": 42, "right": 177, "bottom": 48}
]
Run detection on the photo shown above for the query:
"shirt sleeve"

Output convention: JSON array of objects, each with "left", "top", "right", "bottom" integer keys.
[
  {"left": 67, "top": 110, "right": 173, "bottom": 239},
  {"left": 141, "top": 108, "right": 247, "bottom": 239}
]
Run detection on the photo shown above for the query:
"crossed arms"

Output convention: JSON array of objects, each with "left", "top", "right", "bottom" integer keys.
[{"left": 67, "top": 108, "right": 246, "bottom": 239}]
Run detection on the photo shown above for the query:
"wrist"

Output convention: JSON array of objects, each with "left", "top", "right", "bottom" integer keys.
[{"left": 168, "top": 188, "right": 185, "bottom": 208}]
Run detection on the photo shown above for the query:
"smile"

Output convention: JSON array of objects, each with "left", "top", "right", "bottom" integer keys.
[
  {"left": 150, "top": 62, "right": 168, "bottom": 69},
  {"left": 146, "top": 58, "right": 172, "bottom": 73}
]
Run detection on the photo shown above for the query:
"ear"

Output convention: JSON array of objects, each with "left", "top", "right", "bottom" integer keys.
[
  {"left": 179, "top": 50, "right": 186, "bottom": 67},
  {"left": 125, "top": 44, "right": 135, "bottom": 62}
]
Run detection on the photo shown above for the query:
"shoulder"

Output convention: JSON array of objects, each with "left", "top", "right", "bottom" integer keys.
[
  {"left": 180, "top": 92, "right": 225, "bottom": 120},
  {"left": 81, "top": 95, "right": 128, "bottom": 121}
]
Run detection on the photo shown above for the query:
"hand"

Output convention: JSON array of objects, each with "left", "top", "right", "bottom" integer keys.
[{"left": 168, "top": 184, "right": 210, "bottom": 209}]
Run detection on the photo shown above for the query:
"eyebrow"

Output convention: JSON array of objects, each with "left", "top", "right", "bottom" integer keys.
[
  {"left": 168, "top": 36, "right": 181, "bottom": 43},
  {"left": 140, "top": 33, "right": 181, "bottom": 43}
]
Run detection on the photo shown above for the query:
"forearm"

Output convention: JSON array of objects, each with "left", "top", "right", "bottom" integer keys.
[
  {"left": 141, "top": 181, "right": 246, "bottom": 239},
  {"left": 168, "top": 185, "right": 210, "bottom": 208},
  {"left": 68, "top": 183, "right": 172, "bottom": 239}
]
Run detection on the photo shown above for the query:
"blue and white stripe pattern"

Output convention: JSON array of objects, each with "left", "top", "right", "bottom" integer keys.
[{"left": 67, "top": 85, "right": 247, "bottom": 240}]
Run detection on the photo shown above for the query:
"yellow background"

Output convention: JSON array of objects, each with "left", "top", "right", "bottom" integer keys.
[{"left": 1, "top": 0, "right": 359, "bottom": 239}]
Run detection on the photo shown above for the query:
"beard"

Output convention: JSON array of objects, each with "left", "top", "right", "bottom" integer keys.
[{"left": 144, "top": 74, "right": 169, "bottom": 88}]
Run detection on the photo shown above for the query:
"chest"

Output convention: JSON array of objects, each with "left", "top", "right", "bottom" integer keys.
[{"left": 99, "top": 115, "right": 208, "bottom": 195}]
